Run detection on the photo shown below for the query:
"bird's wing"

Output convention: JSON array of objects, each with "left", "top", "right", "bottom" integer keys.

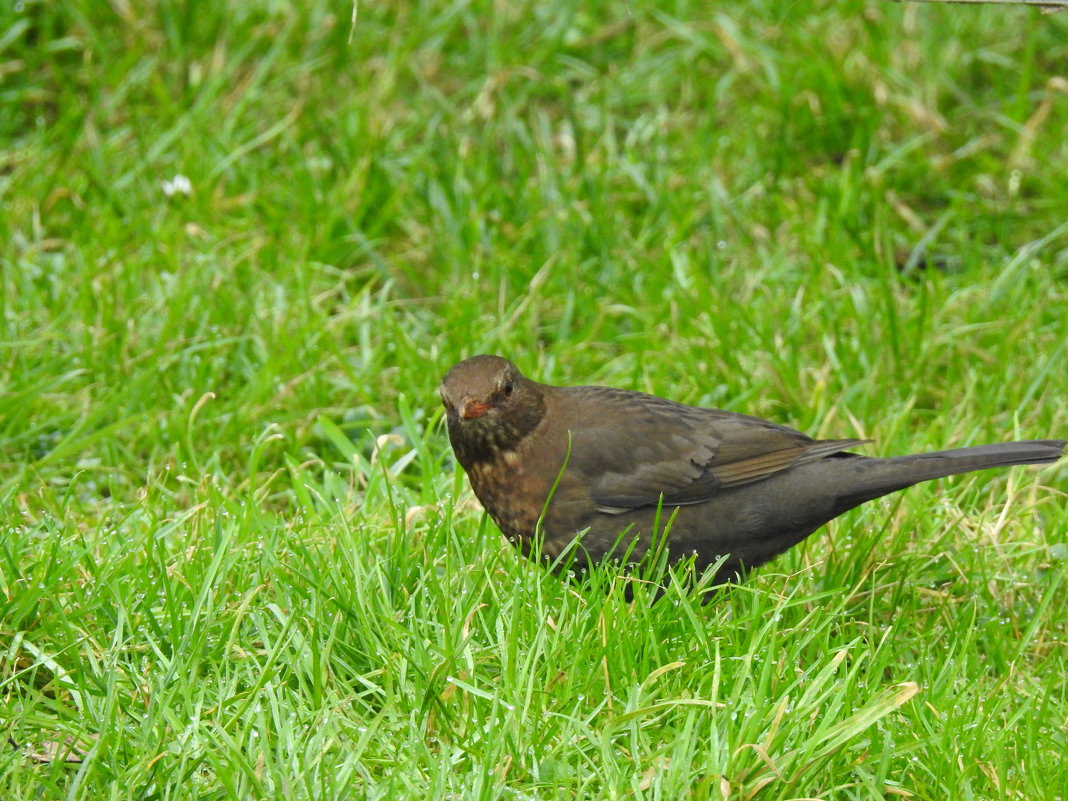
[{"left": 559, "top": 387, "right": 867, "bottom": 513}]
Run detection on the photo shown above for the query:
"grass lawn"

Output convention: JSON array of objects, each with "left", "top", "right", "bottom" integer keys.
[{"left": 2, "top": 0, "right": 1067, "bottom": 798}]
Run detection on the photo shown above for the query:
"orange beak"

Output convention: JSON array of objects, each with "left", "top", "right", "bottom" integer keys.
[{"left": 460, "top": 397, "right": 491, "bottom": 420}]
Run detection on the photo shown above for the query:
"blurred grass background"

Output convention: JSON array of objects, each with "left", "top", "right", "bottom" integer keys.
[{"left": 1, "top": 1, "right": 1066, "bottom": 798}]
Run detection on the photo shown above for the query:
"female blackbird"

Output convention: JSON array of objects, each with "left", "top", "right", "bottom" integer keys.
[{"left": 440, "top": 355, "right": 1064, "bottom": 581}]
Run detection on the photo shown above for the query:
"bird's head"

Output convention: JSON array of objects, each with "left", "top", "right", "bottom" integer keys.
[{"left": 439, "top": 355, "right": 546, "bottom": 462}]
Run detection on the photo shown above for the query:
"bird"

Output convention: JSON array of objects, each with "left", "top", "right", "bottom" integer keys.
[{"left": 439, "top": 354, "right": 1065, "bottom": 583}]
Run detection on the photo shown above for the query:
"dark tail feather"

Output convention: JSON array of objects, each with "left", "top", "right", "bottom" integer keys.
[
  {"left": 886, "top": 439, "right": 1065, "bottom": 479},
  {"left": 834, "top": 439, "right": 1065, "bottom": 514}
]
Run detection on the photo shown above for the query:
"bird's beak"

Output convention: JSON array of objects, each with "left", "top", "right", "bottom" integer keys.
[{"left": 460, "top": 397, "right": 490, "bottom": 420}]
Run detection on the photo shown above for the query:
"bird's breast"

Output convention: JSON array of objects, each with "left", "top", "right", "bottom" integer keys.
[{"left": 465, "top": 445, "right": 572, "bottom": 543}]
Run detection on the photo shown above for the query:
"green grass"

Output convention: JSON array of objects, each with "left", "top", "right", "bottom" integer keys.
[{"left": 2, "top": 0, "right": 1067, "bottom": 798}]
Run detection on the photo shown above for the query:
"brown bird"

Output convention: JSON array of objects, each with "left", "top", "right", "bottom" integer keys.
[{"left": 440, "top": 355, "right": 1064, "bottom": 582}]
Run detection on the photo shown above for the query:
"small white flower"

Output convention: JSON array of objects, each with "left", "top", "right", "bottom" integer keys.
[{"left": 162, "top": 174, "right": 193, "bottom": 197}]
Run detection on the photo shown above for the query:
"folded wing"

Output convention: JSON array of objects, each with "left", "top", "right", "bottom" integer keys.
[{"left": 561, "top": 387, "right": 866, "bottom": 513}]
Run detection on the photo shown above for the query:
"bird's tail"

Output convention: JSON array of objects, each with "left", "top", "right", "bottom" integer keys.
[
  {"left": 833, "top": 439, "right": 1065, "bottom": 514},
  {"left": 885, "top": 439, "right": 1065, "bottom": 478}
]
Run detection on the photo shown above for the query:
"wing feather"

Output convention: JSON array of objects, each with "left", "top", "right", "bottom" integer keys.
[{"left": 557, "top": 386, "right": 867, "bottom": 512}]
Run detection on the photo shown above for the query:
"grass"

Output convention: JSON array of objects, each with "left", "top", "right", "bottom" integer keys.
[{"left": 2, "top": 0, "right": 1067, "bottom": 798}]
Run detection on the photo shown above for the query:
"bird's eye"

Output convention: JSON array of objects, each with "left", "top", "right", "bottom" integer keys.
[{"left": 502, "top": 380, "right": 514, "bottom": 397}]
